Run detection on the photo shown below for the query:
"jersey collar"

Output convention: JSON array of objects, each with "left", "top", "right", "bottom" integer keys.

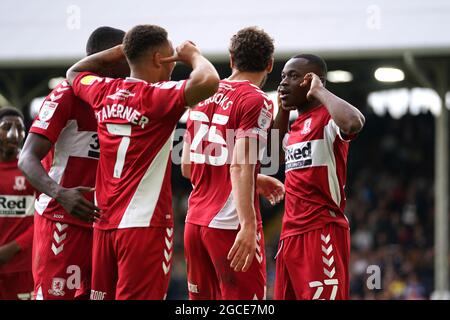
[{"left": 125, "top": 77, "right": 147, "bottom": 83}]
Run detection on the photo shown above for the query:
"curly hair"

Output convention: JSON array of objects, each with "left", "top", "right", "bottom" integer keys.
[
  {"left": 229, "top": 26, "right": 274, "bottom": 72},
  {"left": 123, "top": 25, "right": 168, "bottom": 63}
]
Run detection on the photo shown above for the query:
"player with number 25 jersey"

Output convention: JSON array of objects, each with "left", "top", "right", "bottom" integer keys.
[{"left": 182, "top": 27, "right": 275, "bottom": 300}]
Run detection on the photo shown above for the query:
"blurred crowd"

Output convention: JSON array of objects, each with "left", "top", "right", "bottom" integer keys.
[{"left": 167, "top": 111, "right": 442, "bottom": 300}]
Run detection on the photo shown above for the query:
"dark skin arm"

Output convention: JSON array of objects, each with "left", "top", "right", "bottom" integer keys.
[
  {"left": 0, "top": 241, "right": 20, "bottom": 265},
  {"left": 273, "top": 95, "right": 293, "bottom": 164},
  {"left": 303, "top": 73, "right": 365, "bottom": 135},
  {"left": 18, "top": 133, "right": 100, "bottom": 223}
]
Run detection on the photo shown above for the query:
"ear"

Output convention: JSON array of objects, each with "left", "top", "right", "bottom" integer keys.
[
  {"left": 229, "top": 53, "right": 235, "bottom": 70},
  {"left": 154, "top": 51, "right": 162, "bottom": 68},
  {"left": 266, "top": 57, "right": 274, "bottom": 74}
]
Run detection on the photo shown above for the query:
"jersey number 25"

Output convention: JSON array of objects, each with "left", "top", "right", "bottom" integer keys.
[{"left": 189, "top": 111, "right": 229, "bottom": 166}]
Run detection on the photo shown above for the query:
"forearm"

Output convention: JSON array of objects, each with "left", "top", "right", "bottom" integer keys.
[
  {"left": 256, "top": 173, "right": 271, "bottom": 191},
  {"left": 185, "top": 54, "right": 220, "bottom": 106},
  {"left": 256, "top": 174, "right": 264, "bottom": 188},
  {"left": 190, "top": 54, "right": 219, "bottom": 83},
  {"left": 67, "top": 45, "right": 125, "bottom": 85},
  {"left": 181, "top": 141, "right": 192, "bottom": 179},
  {"left": 230, "top": 164, "right": 257, "bottom": 228},
  {"left": 14, "top": 224, "right": 33, "bottom": 252},
  {"left": 311, "top": 87, "right": 365, "bottom": 134},
  {"left": 273, "top": 108, "right": 290, "bottom": 162},
  {"left": 19, "top": 154, "right": 62, "bottom": 199}
]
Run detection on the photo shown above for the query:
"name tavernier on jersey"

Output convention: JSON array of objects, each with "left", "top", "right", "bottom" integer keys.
[{"left": 94, "top": 89, "right": 149, "bottom": 128}]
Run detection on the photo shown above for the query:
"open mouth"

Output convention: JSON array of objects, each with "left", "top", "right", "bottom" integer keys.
[
  {"left": 4, "top": 142, "right": 19, "bottom": 149},
  {"left": 278, "top": 89, "right": 290, "bottom": 100}
]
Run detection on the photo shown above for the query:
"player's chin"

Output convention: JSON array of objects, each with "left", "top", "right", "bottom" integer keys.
[
  {"left": 279, "top": 96, "right": 293, "bottom": 109},
  {"left": 2, "top": 144, "right": 19, "bottom": 155},
  {"left": 280, "top": 101, "right": 297, "bottom": 111}
]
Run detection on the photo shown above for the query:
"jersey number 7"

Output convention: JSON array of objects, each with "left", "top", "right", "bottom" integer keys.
[{"left": 106, "top": 123, "right": 131, "bottom": 178}]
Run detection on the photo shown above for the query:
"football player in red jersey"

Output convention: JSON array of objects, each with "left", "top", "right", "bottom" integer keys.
[
  {"left": 273, "top": 54, "right": 365, "bottom": 300},
  {"left": 66, "top": 24, "right": 219, "bottom": 300},
  {"left": 0, "top": 107, "right": 35, "bottom": 300},
  {"left": 181, "top": 27, "right": 284, "bottom": 300},
  {"left": 19, "top": 27, "right": 127, "bottom": 300}
]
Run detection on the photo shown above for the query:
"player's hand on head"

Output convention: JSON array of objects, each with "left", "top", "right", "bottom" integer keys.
[
  {"left": 55, "top": 187, "right": 101, "bottom": 223},
  {"left": 256, "top": 174, "right": 285, "bottom": 206},
  {"left": 227, "top": 224, "right": 257, "bottom": 272},
  {"left": 302, "top": 72, "right": 324, "bottom": 101},
  {"left": 160, "top": 41, "right": 201, "bottom": 67}
]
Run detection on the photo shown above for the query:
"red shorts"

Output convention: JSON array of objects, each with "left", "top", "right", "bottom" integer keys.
[
  {"left": 184, "top": 223, "right": 266, "bottom": 300},
  {"left": 91, "top": 226, "right": 173, "bottom": 300},
  {"left": 33, "top": 214, "right": 92, "bottom": 300},
  {"left": 0, "top": 271, "right": 34, "bottom": 300},
  {"left": 274, "top": 223, "right": 350, "bottom": 300}
]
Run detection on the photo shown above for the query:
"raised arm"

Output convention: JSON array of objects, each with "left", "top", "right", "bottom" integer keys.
[
  {"left": 304, "top": 73, "right": 365, "bottom": 135},
  {"left": 161, "top": 41, "right": 219, "bottom": 107},
  {"left": 66, "top": 45, "right": 127, "bottom": 85},
  {"left": 273, "top": 94, "right": 291, "bottom": 163}
]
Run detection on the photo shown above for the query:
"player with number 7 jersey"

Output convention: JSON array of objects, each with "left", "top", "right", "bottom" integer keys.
[
  {"left": 19, "top": 27, "right": 127, "bottom": 300},
  {"left": 67, "top": 25, "right": 219, "bottom": 299}
]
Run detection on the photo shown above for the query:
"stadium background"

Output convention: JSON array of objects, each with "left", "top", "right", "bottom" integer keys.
[{"left": 0, "top": 0, "right": 449, "bottom": 299}]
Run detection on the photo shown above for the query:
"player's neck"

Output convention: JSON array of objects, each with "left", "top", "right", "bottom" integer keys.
[
  {"left": 228, "top": 70, "right": 265, "bottom": 88},
  {"left": 297, "top": 100, "right": 321, "bottom": 115},
  {"left": 130, "top": 67, "right": 160, "bottom": 84},
  {"left": 0, "top": 150, "right": 17, "bottom": 162}
]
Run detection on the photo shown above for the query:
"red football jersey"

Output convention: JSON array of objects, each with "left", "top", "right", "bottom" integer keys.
[
  {"left": 29, "top": 80, "right": 99, "bottom": 228},
  {"left": 0, "top": 159, "right": 35, "bottom": 274},
  {"left": 281, "top": 105, "right": 355, "bottom": 239},
  {"left": 185, "top": 80, "right": 273, "bottom": 229},
  {"left": 72, "top": 72, "right": 187, "bottom": 230}
]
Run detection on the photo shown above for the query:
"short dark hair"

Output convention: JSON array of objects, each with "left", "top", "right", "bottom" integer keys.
[
  {"left": 292, "top": 54, "right": 328, "bottom": 76},
  {"left": 86, "top": 26, "right": 125, "bottom": 56},
  {"left": 123, "top": 25, "right": 168, "bottom": 63},
  {"left": 0, "top": 107, "right": 24, "bottom": 121},
  {"left": 229, "top": 26, "right": 274, "bottom": 72}
]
